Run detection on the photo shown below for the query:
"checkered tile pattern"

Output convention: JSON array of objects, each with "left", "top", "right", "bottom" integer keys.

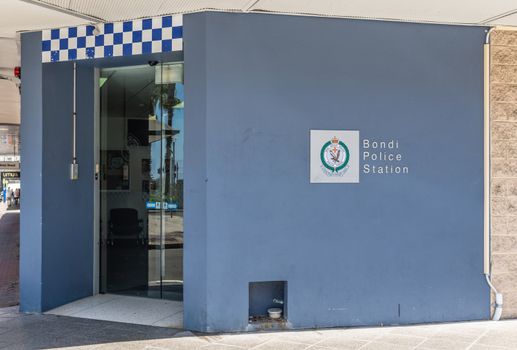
[{"left": 42, "top": 15, "right": 183, "bottom": 63}]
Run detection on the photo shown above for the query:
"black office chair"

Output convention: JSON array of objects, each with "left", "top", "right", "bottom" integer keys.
[{"left": 108, "top": 208, "right": 144, "bottom": 245}]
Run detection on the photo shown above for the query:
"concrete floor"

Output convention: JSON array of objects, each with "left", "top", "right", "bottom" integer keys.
[
  {"left": 2, "top": 306, "right": 517, "bottom": 350},
  {"left": 46, "top": 294, "right": 183, "bottom": 328},
  {"left": 2, "top": 197, "right": 517, "bottom": 349},
  {"left": 2, "top": 200, "right": 516, "bottom": 349}
]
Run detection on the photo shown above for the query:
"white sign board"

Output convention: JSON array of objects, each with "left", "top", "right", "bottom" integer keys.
[
  {"left": 0, "top": 162, "right": 20, "bottom": 171},
  {"left": 310, "top": 130, "right": 359, "bottom": 183}
]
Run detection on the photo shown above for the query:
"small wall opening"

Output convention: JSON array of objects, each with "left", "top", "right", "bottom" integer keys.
[{"left": 249, "top": 281, "right": 287, "bottom": 323}]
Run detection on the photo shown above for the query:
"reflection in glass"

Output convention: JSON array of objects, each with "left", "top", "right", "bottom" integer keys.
[{"left": 99, "top": 63, "right": 183, "bottom": 300}]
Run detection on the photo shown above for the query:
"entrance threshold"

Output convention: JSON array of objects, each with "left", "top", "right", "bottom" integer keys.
[{"left": 46, "top": 294, "right": 183, "bottom": 328}]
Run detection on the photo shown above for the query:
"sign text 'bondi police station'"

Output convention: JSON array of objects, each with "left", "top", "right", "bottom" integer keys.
[
  {"left": 310, "top": 130, "right": 410, "bottom": 183},
  {"left": 362, "top": 139, "right": 409, "bottom": 175}
]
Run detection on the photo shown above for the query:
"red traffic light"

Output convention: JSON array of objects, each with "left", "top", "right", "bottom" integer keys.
[{"left": 14, "top": 67, "right": 21, "bottom": 79}]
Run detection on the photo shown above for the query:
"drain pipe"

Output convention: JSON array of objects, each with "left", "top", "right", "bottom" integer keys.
[
  {"left": 486, "top": 274, "right": 503, "bottom": 321},
  {"left": 484, "top": 27, "right": 503, "bottom": 321},
  {"left": 70, "top": 62, "right": 79, "bottom": 180}
]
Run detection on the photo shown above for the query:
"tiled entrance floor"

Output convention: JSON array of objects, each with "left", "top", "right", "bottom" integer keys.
[{"left": 46, "top": 294, "right": 183, "bottom": 328}]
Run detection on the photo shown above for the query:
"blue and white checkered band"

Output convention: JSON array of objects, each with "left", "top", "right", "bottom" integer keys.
[{"left": 41, "top": 15, "right": 183, "bottom": 63}]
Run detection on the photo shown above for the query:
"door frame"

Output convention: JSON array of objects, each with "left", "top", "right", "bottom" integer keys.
[
  {"left": 93, "top": 67, "right": 100, "bottom": 295},
  {"left": 92, "top": 62, "right": 185, "bottom": 299}
]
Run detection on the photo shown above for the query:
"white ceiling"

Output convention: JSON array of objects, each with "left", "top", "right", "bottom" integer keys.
[
  {"left": 252, "top": 0, "right": 517, "bottom": 25},
  {"left": 17, "top": 0, "right": 517, "bottom": 26},
  {"left": 0, "top": 0, "right": 85, "bottom": 124},
  {"left": 0, "top": 79, "right": 19, "bottom": 124},
  {"left": 492, "top": 11, "right": 517, "bottom": 27},
  {"left": 0, "top": 0, "right": 84, "bottom": 39},
  {"left": 2, "top": 0, "right": 517, "bottom": 125}
]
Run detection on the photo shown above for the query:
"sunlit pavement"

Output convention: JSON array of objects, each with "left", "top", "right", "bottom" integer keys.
[
  {"left": 0, "top": 203, "right": 516, "bottom": 349},
  {"left": 0, "top": 202, "right": 19, "bottom": 308},
  {"left": 1, "top": 306, "right": 517, "bottom": 350}
]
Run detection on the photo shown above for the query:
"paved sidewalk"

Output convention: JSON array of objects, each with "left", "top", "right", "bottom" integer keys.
[
  {"left": 1, "top": 306, "right": 517, "bottom": 350},
  {"left": 0, "top": 202, "right": 19, "bottom": 308},
  {"left": 1, "top": 202, "right": 516, "bottom": 349}
]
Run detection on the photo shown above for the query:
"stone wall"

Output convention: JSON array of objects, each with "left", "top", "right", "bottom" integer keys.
[{"left": 491, "top": 30, "right": 517, "bottom": 319}]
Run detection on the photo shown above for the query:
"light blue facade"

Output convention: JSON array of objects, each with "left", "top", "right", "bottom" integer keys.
[{"left": 21, "top": 12, "right": 489, "bottom": 332}]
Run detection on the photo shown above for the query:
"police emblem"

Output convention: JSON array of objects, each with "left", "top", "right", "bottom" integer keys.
[{"left": 320, "top": 136, "right": 350, "bottom": 175}]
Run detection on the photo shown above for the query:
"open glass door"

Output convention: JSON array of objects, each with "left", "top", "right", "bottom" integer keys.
[{"left": 99, "top": 62, "right": 184, "bottom": 301}]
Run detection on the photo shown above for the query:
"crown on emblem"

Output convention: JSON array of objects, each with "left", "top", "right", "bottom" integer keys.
[{"left": 331, "top": 136, "right": 339, "bottom": 144}]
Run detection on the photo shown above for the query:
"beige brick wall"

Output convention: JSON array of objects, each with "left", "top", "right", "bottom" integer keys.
[{"left": 491, "top": 30, "right": 517, "bottom": 319}]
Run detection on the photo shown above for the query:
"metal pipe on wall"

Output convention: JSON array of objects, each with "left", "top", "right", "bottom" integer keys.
[
  {"left": 484, "top": 36, "right": 491, "bottom": 276},
  {"left": 70, "top": 62, "right": 78, "bottom": 180},
  {"left": 484, "top": 27, "right": 502, "bottom": 321}
]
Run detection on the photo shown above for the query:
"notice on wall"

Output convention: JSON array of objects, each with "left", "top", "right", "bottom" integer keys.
[{"left": 310, "top": 130, "right": 410, "bottom": 183}]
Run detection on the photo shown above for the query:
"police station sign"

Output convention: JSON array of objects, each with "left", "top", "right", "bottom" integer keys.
[
  {"left": 310, "top": 130, "right": 360, "bottom": 183},
  {"left": 310, "top": 130, "right": 409, "bottom": 183}
]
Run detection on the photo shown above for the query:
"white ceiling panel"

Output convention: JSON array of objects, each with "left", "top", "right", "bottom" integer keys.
[
  {"left": 68, "top": 0, "right": 166, "bottom": 21},
  {"left": 0, "top": 0, "right": 81, "bottom": 124},
  {"left": 157, "top": 0, "right": 254, "bottom": 16},
  {"left": 30, "top": 0, "right": 253, "bottom": 22},
  {"left": 19, "top": 0, "right": 517, "bottom": 26},
  {"left": 252, "top": 0, "right": 517, "bottom": 25},
  {"left": 0, "top": 39, "right": 19, "bottom": 68},
  {"left": 0, "top": 80, "right": 19, "bottom": 125},
  {"left": 490, "top": 11, "right": 517, "bottom": 26},
  {"left": 0, "top": 0, "right": 85, "bottom": 38}
]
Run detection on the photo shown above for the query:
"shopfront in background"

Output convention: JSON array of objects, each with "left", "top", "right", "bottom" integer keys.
[
  {"left": 0, "top": 124, "right": 21, "bottom": 205},
  {"left": 2, "top": 171, "right": 19, "bottom": 205}
]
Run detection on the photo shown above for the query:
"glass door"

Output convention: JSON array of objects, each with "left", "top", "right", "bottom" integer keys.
[{"left": 99, "top": 62, "right": 184, "bottom": 301}]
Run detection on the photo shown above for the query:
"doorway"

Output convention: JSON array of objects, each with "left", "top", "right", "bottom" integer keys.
[{"left": 98, "top": 62, "right": 184, "bottom": 301}]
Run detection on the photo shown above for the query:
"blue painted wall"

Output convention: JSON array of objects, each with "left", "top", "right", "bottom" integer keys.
[
  {"left": 20, "top": 30, "right": 183, "bottom": 312},
  {"left": 40, "top": 61, "right": 95, "bottom": 310},
  {"left": 21, "top": 31, "right": 96, "bottom": 311},
  {"left": 184, "top": 16, "right": 208, "bottom": 329},
  {"left": 21, "top": 12, "right": 489, "bottom": 331},
  {"left": 185, "top": 12, "right": 488, "bottom": 331},
  {"left": 20, "top": 31, "right": 43, "bottom": 312}
]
